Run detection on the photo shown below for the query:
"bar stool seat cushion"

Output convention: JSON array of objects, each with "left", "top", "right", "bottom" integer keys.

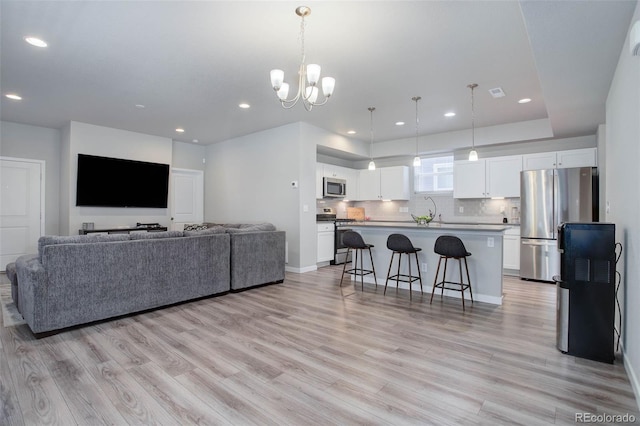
[
  {"left": 387, "top": 233, "right": 421, "bottom": 254},
  {"left": 434, "top": 235, "right": 471, "bottom": 258},
  {"left": 343, "top": 231, "right": 374, "bottom": 249}
]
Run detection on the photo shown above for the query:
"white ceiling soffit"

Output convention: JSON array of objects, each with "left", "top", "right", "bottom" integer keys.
[
  {"left": 0, "top": 1, "right": 636, "bottom": 151},
  {"left": 519, "top": 0, "right": 636, "bottom": 139}
]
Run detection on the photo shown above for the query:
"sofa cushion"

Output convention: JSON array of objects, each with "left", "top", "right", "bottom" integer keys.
[
  {"left": 225, "top": 223, "right": 277, "bottom": 233},
  {"left": 38, "top": 234, "right": 130, "bottom": 260},
  {"left": 183, "top": 226, "right": 226, "bottom": 236},
  {"left": 129, "top": 230, "right": 184, "bottom": 240}
]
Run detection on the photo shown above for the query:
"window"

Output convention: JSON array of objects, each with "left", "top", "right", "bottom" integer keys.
[{"left": 414, "top": 155, "right": 454, "bottom": 193}]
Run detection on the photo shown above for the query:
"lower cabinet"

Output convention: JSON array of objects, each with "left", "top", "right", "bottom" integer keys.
[
  {"left": 317, "top": 223, "right": 335, "bottom": 263},
  {"left": 503, "top": 227, "right": 520, "bottom": 273}
]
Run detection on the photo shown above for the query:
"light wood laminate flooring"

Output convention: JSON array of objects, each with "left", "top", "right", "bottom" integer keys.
[{"left": 1, "top": 268, "right": 638, "bottom": 425}]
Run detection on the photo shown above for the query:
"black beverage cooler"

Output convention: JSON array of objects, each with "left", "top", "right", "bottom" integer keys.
[{"left": 555, "top": 222, "right": 616, "bottom": 363}]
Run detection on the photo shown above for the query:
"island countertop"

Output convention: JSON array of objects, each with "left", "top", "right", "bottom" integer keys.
[
  {"left": 340, "top": 222, "right": 506, "bottom": 305},
  {"left": 343, "top": 221, "right": 510, "bottom": 233}
]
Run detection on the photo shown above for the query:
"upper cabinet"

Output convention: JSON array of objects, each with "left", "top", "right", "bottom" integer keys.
[
  {"left": 522, "top": 148, "right": 597, "bottom": 170},
  {"left": 454, "top": 156, "right": 522, "bottom": 199},
  {"left": 316, "top": 163, "right": 359, "bottom": 200},
  {"left": 358, "top": 166, "right": 410, "bottom": 201}
]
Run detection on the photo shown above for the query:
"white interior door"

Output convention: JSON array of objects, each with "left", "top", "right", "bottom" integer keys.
[
  {"left": 0, "top": 157, "right": 44, "bottom": 270},
  {"left": 171, "top": 168, "right": 204, "bottom": 231}
]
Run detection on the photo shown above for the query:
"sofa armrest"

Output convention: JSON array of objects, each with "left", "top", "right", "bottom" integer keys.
[
  {"left": 15, "top": 254, "right": 46, "bottom": 329},
  {"left": 229, "top": 231, "right": 285, "bottom": 290}
]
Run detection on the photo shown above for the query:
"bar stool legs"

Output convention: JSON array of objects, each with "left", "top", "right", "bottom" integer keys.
[
  {"left": 430, "top": 235, "right": 473, "bottom": 311},
  {"left": 384, "top": 234, "right": 423, "bottom": 300},
  {"left": 339, "top": 231, "right": 377, "bottom": 290}
]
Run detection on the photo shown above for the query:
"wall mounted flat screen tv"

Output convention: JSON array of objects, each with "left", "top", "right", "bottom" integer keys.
[{"left": 76, "top": 154, "right": 170, "bottom": 208}]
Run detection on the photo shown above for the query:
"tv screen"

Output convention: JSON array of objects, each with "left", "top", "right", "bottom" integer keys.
[{"left": 76, "top": 154, "right": 170, "bottom": 208}]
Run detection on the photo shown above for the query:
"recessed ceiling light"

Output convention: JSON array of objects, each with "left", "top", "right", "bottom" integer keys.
[
  {"left": 444, "top": 112, "right": 456, "bottom": 117},
  {"left": 24, "top": 37, "right": 47, "bottom": 48},
  {"left": 135, "top": 104, "right": 145, "bottom": 109},
  {"left": 192, "top": 139, "right": 199, "bottom": 143},
  {"left": 395, "top": 121, "right": 405, "bottom": 126},
  {"left": 347, "top": 130, "right": 356, "bottom": 135},
  {"left": 5, "top": 93, "right": 22, "bottom": 100},
  {"left": 238, "top": 103, "right": 250, "bottom": 109},
  {"left": 518, "top": 98, "right": 532, "bottom": 104},
  {"left": 175, "top": 128, "right": 185, "bottom": 133}
]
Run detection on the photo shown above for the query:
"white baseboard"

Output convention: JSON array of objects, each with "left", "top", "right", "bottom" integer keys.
[
  {"left": 346, "top": 275, "right": 503, "bottom": 305},
  {"left": 285, "top": 265, "right": 317, "bottom": 274},
  {"left": 622, "top": 343, "right": 640, "bottom": 411}
]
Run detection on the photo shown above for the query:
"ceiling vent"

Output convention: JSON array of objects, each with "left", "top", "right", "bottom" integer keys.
[
  {"left": 488, "top": 87, "right": 506, "bottom": 98},
  {"left": 631, "top": 20, "right": 640, "bottom": 56}
]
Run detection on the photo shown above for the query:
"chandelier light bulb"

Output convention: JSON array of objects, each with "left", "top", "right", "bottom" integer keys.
[
  {"left": 469, "top": 149, "right": 478, "bottom": 161},
  {"left": 413, "top": 156, "right": 421, "bottom": 167},
  {"left": 368, "top": 160, "right": 376, "bottom": 171}
]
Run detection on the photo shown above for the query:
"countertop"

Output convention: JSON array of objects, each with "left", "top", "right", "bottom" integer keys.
[{"left": 342, "top": 221, "right": 510, "bottom": 232}]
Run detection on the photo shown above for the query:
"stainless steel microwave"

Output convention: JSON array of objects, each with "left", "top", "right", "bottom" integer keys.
[{"left": 323, "top": 177, "right": 346, "bottom": 198}]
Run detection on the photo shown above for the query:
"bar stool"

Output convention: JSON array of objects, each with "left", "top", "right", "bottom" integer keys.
[
  {"left": 430, "top": 235, "right": 474, "bottom": 311},
  {"left": 340, "top": 231, "right": 378, "bottom": 290},
  {"left": 384, "top": 233, "right": 423, "bottom": 299}
]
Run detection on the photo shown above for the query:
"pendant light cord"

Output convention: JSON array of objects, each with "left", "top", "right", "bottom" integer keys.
[{"left": 369, "top": 107, "right": 375, "bottom": 161}]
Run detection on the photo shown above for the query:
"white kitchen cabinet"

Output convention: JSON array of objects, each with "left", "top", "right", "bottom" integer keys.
[
  {"left": 522, "top": 148, "right": 597, "bottom": 170},
  {"left": 522, "top": 152, "right": 557, "bottom": 170},
  {"left": 503, "top": 227, "right": 520, "bottom": 273},
  {"left": 317, "top": 222, "right": 335, "bottom": 263},
  {"left": 357, "top": 166, "right": 409, "bottom": 200},
  {"left": 486, "top": 156, "right": 522, "bottom": 198},
  {"left": 454, "top": 156, "right": 522, "bottom": 199},
  {"left": 316, "top": 163, "right": 324, "bottom": 199},
  {"left": 556, "top": 148, "right": 597, "bottom": 168},
  {"left": 453, "top": 160, "right": 486, "bottom": 198}
]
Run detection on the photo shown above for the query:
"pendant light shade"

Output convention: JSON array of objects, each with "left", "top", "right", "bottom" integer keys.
[
  {"left": 368, "top": 107, "right": 376, "bottom": 171},
  {"left": 412, "top": 96, "right": 421, "bottom": 167},
  {"left": 468, "top": 83, "right": 479, "bottom": 161}
]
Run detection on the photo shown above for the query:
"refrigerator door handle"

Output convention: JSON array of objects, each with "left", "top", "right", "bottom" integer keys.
[{"left": 522, "top": 239, "right": 555, "bottom": 246}]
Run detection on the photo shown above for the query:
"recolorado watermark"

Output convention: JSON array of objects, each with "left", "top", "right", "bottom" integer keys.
[{"left": 575, "top": 412, "right": 636, "bottom": 423}]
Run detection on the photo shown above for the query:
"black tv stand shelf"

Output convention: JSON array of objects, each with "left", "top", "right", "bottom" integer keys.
[{"left": 79, "top": 226, "right": 167, "bottom": 235}]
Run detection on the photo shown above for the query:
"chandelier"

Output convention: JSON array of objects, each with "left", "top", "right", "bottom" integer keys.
[
  {"left": 269, "top": 6, "right": 335, "bottom": 111},
  {"left": 468, "top": 83, "right": 479, "bottom": 161}
]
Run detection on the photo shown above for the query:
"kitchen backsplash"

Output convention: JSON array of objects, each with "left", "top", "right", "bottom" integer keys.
[{"left": 318, "top": 194, "right": 521, "bottom": 224}]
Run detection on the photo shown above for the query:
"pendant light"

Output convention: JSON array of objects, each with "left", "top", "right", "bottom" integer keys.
[
  {"left": 468, "top": 83, "right": 479, "bottom": 161},
  {"left": 412, "top": 96, "right": 422, "bottom": 167},
  {"left": 368, "top": 107, "right": 376, "bottom": 171}
]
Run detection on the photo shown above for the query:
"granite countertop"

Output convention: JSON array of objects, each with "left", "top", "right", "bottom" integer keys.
[{"left": 344, "top": 221, "right": 510, "bottom": 232}]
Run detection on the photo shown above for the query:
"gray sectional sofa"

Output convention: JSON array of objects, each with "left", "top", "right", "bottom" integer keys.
[{"left": 10, "top": 223, "right": 285, "bottom": 335}]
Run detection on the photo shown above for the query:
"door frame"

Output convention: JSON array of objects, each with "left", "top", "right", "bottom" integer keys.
[
  {"left": 0, "top": 156, "right": 46, "bottom": 270},
  {"left": 170, "top": 168, "right": 204, "bottom": 230}
]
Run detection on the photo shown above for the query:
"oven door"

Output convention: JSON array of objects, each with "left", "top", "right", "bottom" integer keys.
[{"left": 331, "top": 227, "right": 353, "bottom": 265}]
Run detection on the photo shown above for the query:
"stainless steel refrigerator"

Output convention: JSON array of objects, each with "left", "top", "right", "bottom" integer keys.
[{"left": 520, "top": 167, "right": 598, "bottom": 282}]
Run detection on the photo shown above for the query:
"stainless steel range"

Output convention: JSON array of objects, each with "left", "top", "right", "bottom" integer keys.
[{"left": 316, "top": 214, "right": 354, "bottom": 265}]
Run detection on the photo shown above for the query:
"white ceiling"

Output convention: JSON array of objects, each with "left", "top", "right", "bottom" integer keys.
[{"left": 0, "top": 1, "right": 636, "bottom": 153}]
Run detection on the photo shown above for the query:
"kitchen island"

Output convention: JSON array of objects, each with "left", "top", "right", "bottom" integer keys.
[{"left": 342, "top": 221, "right": 509, "bottom": 305}]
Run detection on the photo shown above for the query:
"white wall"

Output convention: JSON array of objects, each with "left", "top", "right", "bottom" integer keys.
[
  {"left": 205, "top": 123, "right": 307, "bottom": 270},
  {"left": 0, "top": 121, "right": 61, "bottom": 235},
  {"left": 63, "top": 121, "right": 173, "bottom": 234},
  {"left": 605, "top": 2, "right": 640, "bottom": 408}
]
